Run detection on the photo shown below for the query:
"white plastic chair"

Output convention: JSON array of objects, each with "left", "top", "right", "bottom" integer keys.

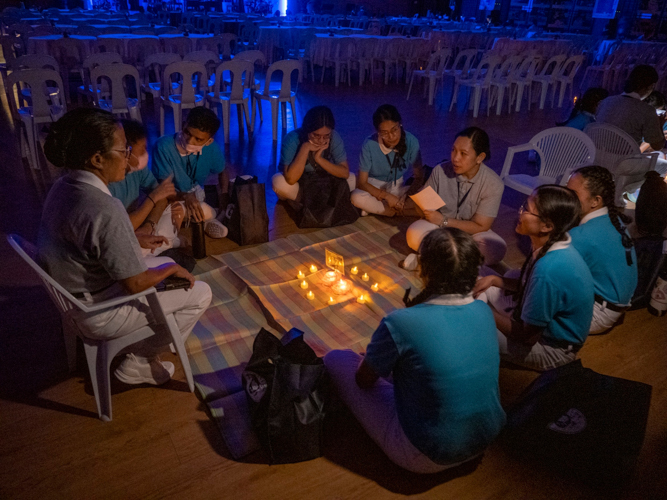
[
  {"left": 378, "top": 38, "right": 402, "bottom": 85},
  {"left": 163, "top": 36, "right": 194, "bottom": 57},
  {"left": 584, "top": 123, "right": 660, "bottom": 204},
  {"left": 398, "top": 38, "right": 427, "bottom": 84},
  {"left": 406, "top": 48, "right": 452, "bottom": 106},
  {"left": 254, "top": 59, "right": 300, "bottom": 141},
  {"left": 322, "top": 38, "right": 356, "bottom": 87},
  {"left": 91, "top": 63, "right": 142, "bottom": 122},
  {"left": 489, "top": 54, "right": 523, "bottom": 115},
  {"left": 553, "top": 54, "right": 585, "bottom": 108},
  {"left": 500, "top": 127, "right": 596, "bottom": 195},
  {"left": 442, "top": 47, "right": 477, "bottom": 84},
  {"left": 7, "top": 234, "right": 195, "bottom": 422},
  {"left": 207, "top": 58, "right": 253, "bottom": 144},
  {"left": 6, "top": 68, "right": 66, "bottom": 170},
  {"left": 532, "top": 54, "right": 566, "bottom": 110},
  {"left": 234, "top": 50, "right": 266, "bottom": 123},
  {"left": 449, "top": 54, "right": 502, "bottom": 118},
  {"left": 77, "top": 52, "right": 123, "bottom": 102},
  {"left": 352, "top": 37, "right": 378, "bottom": 86},
  {"left": 160, "top": 60, "right": 207, "bottom": 135},
  {"left": 140, "top": 52, "right": 182, "bottom": 102},
  {"left": 9, "top": 54, "right": 62, "bottom": 106},
  {"left": 184, "top": 50, "right": 220, "bottom": 89},
  {"left": 510, "top": 55, "right": 542, "bottom": 113}
]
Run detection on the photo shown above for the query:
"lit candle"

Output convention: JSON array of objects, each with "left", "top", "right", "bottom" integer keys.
[
  {"left": 300, "top": 280, "right": 308, "bottom": 289},
  {"left": 350, "top": 266, "right": 358, "bottom": 275},
  {"left": 307, "top": 291, "right": 315, "bottom": 300},
  {"left": 309, "top": 264, "right": 318, "bottom": 273},
  {"left": 328, "top": 296, "right": 335, "bottom": 305},
  {"left": 322, "top": 270, "right": 338, "bottom": 285},
  {"left": 357, "top": 294, "right": 366, "bottom": 304},
  {"left": 362, "top": 272, "right": 369, "bottom": 282},
  {"left": 297, "top": 270, "right": 305, "bottom": 279},
  {"left": 332, "top": 278, "right": 349, "bottom": 295},
  {"left": 371, "top": 283, "right": 379, "bottom": 292}
]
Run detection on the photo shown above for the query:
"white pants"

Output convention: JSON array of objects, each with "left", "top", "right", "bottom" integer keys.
[
  {"left": 406, "top": 219, "right": 508, "bottom": 266},
  {"left": 73, "top": 281, "right": 212, "bottom": 357},
  {"left": 324, "top": 349, "right": 470, "bottom": 474},
  {"left": 589, "top": 300, "right": 624, "bottom": 334},
  {"left": 350, "top": 177, "right": 409, "bottom": 215},
  {"left": 141, "top": 204, "right": 182, "bottom": 258},
  {"left": 272, "top": 172, "right": 357, "bottom": 201}
]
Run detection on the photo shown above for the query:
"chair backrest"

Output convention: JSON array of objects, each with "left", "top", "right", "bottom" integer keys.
[
  {"left": 126, "top": 37, "right": 161, "bottom": 65},
  {"left": 531, "top": 127, "right": 596, "bottom": 180},
  {"left": 163, "top": 36, "right": 192, "bottom": 57},
  {"left": 558, "top": 54, "right": 585, "bottom": 80},
  {"left": 234, "top": 49, "right": 266, "bottom": 66},
  {"left": 449, "top": 47, "right": 476, "bottom": 73},
  {"left": 426, "top": 47, "right": 452, "bottom": 74},
  {"left": 220, "top": 33, "right": 237, "bottom": 57},
  {"left": 335, "top": 38, "right": 356, "bottom": 59},
  {"left": 494, "top": 54, "right": 522, "bottom": 80},
  {"left": 91, "top": 63, "right": 141, "bottom": 111},
  {"left": 156, "top": 26, "right": 179, "bottom": 35},
  {"left": 163, "top": 60, "right": 207, "bottom": 103},
  {"left": 213, "top": 58, "right": 254, "bottom": 99},
  {"left": 144, "top": 52, "right": 182, "bottom": 84},
  {"left": 11, "top": 54, "right": 60, "bottom": 72},
  {"left": 52, "top": 37, "right": 86, "bottom": 69},
  {"left": 537, "top": 54, "right": 566, "bottom": 79},
  {"left": 83, "top": 51, "right": 123, "bottom": 70},
  {"left": 7, "top": 68, "right": 65, "bottom": 119},
  {"left": 583, "top": 123, "right": 639, "bottom": 167},
  {"left": 184, "top": 50, "right": 220, "bottom": 65},
  {"left": 94, "top": 37, "right": 124, "bottom": 56},
  {"left": 469, "top": 55, "right": 502, "bottom": 84},
  {"left": 262, "top": 59, "right": 300, "bottom": 98},
  {"left": 6, "top": 234, "right": 81, "bottom": 316},
  {"left": 513, "top": 55, "right": 542, "bottom": 81},
  {"left": 77, "top": 26, "right": 102, "bottom": 36}
]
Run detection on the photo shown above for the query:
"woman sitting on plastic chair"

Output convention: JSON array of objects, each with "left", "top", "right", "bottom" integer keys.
[
  {"left": 402, "top": 127, "right": 507, "bottom": 267},
  {"left": 272, "top": 105, "right": 356, "bottom": 203},
  {"left": 39, "top": 108, "right": 212, "bottom": 386},
  {"left": 325, "top": 228, "right": 506, "bottom": 474}
]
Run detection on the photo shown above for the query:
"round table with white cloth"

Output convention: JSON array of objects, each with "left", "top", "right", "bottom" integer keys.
[
  {"left": 158, "top": 33, "right": 216, "bottom": 52},
  {"left": 27, "top": 34, "right": 97, "bottom": 56},
  {"left": 257, "top": 26, "right": 363, "bottom": 63},
  {"left": 97, "top": 33, "right": 160, "bottom": 57}
]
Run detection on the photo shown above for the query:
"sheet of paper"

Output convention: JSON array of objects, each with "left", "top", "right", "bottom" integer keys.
[{"left": 409, "top": 186, "right": 446, "bottom": 212}]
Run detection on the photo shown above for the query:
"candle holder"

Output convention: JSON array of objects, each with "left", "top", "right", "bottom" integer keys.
[
  {"left": 328, "top": 296, "right": 335, "bottom": 305},
  {"left": 362, "top": 273, "right": 369, "bottom": 282},
  {"left": 350, "top": 266, "right": 358, "bottom": 275},
  {"left": 332, "top": 278, "right": 351, "bottom": 295},
  {"left": 309, "top": 264, "right": 318, "bottom": 273},
  {"left": 300, "top": 280, "right": 308, "bottom": 289},
  {"left": 357, "top": 294, "right": 366, "bottom": 304},
  {"left": 307, "top": 291, "right": 315, "bottom": 300},
  {"left": 297, "top": 270, "right": 305, "bottom": 279},
  {"left": 322, "top": 270, "right": 339, "bottom": 286},
  {"left": 371, "top": 283, "right": 379, "bottom": 292}
]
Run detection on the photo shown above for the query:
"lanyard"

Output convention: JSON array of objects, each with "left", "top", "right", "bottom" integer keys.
[
  {"left": 385, "top": 152, "right": 405, "bottom": 184},
  {"left": 185, "top": 153, "right": 200, "bottom": 189},
  {"left": 456, "top": 181, "right": 473, "bottom": 218}
]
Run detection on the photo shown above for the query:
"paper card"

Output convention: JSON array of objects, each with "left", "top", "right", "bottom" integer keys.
[
  {"left": 325, "top": 249, "right": 345, "bottom": 274},
  {"left": 409, "top": 186, "right": 446, "bottom": 212}
]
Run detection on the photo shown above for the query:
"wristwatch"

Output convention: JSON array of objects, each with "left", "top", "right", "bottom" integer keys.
[{"left": 439, "top": 216, "right": 449, "bottom": 228}]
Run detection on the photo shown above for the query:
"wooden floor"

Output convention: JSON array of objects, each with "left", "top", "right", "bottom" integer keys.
[{"left": 1, "top": 68, "right": 666, "bottom": 500}]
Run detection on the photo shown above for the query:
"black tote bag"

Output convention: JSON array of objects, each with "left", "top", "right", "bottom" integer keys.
[
  {"left": 242, "top": 328, "right": 328, "bottom": 464},
  {"left": 295, "top": 170, "right": 359, "bottom": 228},
  {"left": 502, "top": 360, "right": 652, "bottom": 486},
  {"left": 224, "top": 176, "right": 269, "bottom": 246}
]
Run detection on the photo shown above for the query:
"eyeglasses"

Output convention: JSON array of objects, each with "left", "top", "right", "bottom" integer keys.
[
  {"left": 378, "top": 124, "right": 401, "bottom": 139},
  {"left": 309, "top": 132, "right": 331, "bottom": 142},
  {"left": 110, "top": 145, "right": 132, "bottom": 159},
  {"left": 518, "top": 202, "right": 540, "bottom": 218}
]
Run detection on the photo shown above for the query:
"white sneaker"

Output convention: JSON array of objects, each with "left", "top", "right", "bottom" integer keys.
[
  {"left": 400, "top": 253, "right": 419, "bottom": 271},
  {"left": 114, "top": 354, "right": 175, "bottom": 386},
  {"left": 204, "top": 219, "right": 228, "bottom": 239}
]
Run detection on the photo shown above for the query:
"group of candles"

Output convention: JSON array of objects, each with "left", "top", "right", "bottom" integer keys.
[{"left": 297, "top": 264, "right": 379, "bottom": 304}]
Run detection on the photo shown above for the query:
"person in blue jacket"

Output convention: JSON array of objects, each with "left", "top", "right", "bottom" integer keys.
[
  {"left": 557, "top": 87, "right": 608, "bottom": 131},
  {"left": 475, "top": 185, "right": 594, "bottom": 371},
  {"left": 325, "top": 228, "right": 506, "bottom": 473},
  {"left": 567, "top": 166, "right": 638, "bottom": 333},
  {"left": 350, "top": 104, "right": 423, "bottom": 216}
]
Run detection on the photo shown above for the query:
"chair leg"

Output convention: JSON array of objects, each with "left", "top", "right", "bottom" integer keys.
[
  {"left": 428, "top": 76, "right": 435, "bottom": 106},
  {"left": 539, "top": 83, "right": 547, "bottom": 110},
  {"left": 281, "top": 102, "right": 287, "bottom": 130},
  {"left": 243, "top": 101, "right": 252, "bottom": 134},
  {"left": 515, "top": 85, "right": 524, "bottom": 113},
  {"left": 25, "top": 123, "right": 40, "bottom": 170},
  {"left": 63, "top": 320, "right": 77, "bottom": 373},
  {"left": 236, "top": 105, "right": 244, "bottom": 138},
  {"left": 222, "top": 102, "right": 230, "bottom": 144},
  {"left": 83, "top": 342, "right": 112, "bottom": 422},
  {"left": 290, "top": 97, "right": 298, "bottom": 129},
  {"left": 407, "top": 73, "right": 415, "bottom": 100},
  {"left": 271, "top": 100, "right": 278, "bottom": 142},
  {"left": 166, "top": 314, "right": 194, "bottom": 392},
  {"left": 159, "top": 105, "right": 165, "bottom": 136},
  {"left": 473, "top": 87, "right": 481, "bottom": 118},
  {"left": 496, "top": 87, "right": 505, "bottom": 116},
  {"left": 449, "top": 83, "right": 458, "bottom": 111}
]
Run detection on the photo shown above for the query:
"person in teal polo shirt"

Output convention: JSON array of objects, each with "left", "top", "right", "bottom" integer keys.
[
  {"left": 325, "top": 228, "right": 505, "bottom": 473},
  {"left": 151, "top": 107, "right": 229, "bottom": 239},
  {"left": 567, "top": 166, "right": 638, "bottom": 333},
  {"left": 475, "top": 185, "right": 594, "bottom": 371},
  {"left": 350, "top": 104, "right": 424, "bottom": 216}
]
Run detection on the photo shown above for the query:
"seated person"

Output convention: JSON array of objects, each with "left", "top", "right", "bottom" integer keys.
[
  {"left": 596, "top": 65, "right": 665, "bottom": 194},
  {"left": 567, "top": 166, "right": 637, "bottom": 333},
  {"left": 556, "top": 87, "right": 608, "bottom": 131},
  {"left": 474, "top": 185, "right": 594, "bottom": 371},
  {"left": 40, "top": 108, "right": 212, "bottom": 385},
  {"left": 403, "top": 127, "right": 507, "bottom": 266},
  {"left": 151, "top": 107, "right": 229, "bottom": 239},
  {"left": 351, "top": 104, "right": 423, "bottom": 216},
  {"left": 324, "top": 228, "right": 506, "bottom": 474},
  {"left": 272, "top": 105, "right": 355, "bottom": 202},
  {"left": 109, "top": 120, "right": 184, "bottom": 260}
]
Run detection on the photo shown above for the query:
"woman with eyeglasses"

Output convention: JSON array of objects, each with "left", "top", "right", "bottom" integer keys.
[
  {"left": 325, "top": 228, "right": 505, "bottom": 473},
  {"left": 350, "top": 104, "right": 423, "bottom": 216},
  {"left": 403, "top": 127, "right": 507, "bottom": 267},
  {"left": 473, "top": 185, "right": 594, "bottom": 371},
  {"left": 272, "top": 105, "right": 355, "bottom": 202},
  {"left": 39, "top": 108, "right": 212, "bottom": 386}
]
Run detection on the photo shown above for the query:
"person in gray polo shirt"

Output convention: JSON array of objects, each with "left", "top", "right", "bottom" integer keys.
[
  {"left": 39, "top": 108, "right": 212, "bottom": 386},
  {"left": 403, "top": 127, "right": 507, "bottom": 266}
]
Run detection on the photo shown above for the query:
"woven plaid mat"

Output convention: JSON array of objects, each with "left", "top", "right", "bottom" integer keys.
[{"left": 188, "top": 217, "right": 421, "bottom": 459}]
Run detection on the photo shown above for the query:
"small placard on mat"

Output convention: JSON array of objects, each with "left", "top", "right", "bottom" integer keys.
[{"left": 325, "top": 249, "right": 345, "bottom": 274}]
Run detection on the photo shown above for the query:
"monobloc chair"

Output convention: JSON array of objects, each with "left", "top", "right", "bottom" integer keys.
[
  {"left": 91, "top": 63, "right": 142, "bottom": 122},
  {"left": 234, "top": 50, "right": 266, "bottom": 123},
  {"left": 6, "top": 68, "right": 66, "bottom": 170},
  {"left": 78, "top": 52, "right": 123, "bottom": 102},
  {"left": 163, "top": 36, "right": 193, "bottom": 57},
  {"left": 140, "top": 52, "right": 182, "bottom": 103},
  {"left": 584, "top": 123, "right": 660, "bottom": 204},
  {"left": 406, "top": 48, "right": 452, "bottom": 106},
  {"left": 7, "top": 234, "right": 195, "bottom": 422},
  {"left": 159, "top": 60, "right": 207, "bottom": 135},
  {"left": 207, "top": 58, "right": 254, "bottom": 143},
  {"left": 532, "top": 54, "right": 566, "bottom": 110},
  {"left": 553, "top": 54, "right": 585, "bottom": 108},
  {"left": 500, "top": 126, "right": 596, "bottom": 195},
  {"left": 449, "top": 54, "right": 502, "bottom": 118},
  {"left": 9, "top": 54, "right": 62, "bottom": 107},
  {"left": 254, "top": 59, "right": 300, "bottom": 141}
]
